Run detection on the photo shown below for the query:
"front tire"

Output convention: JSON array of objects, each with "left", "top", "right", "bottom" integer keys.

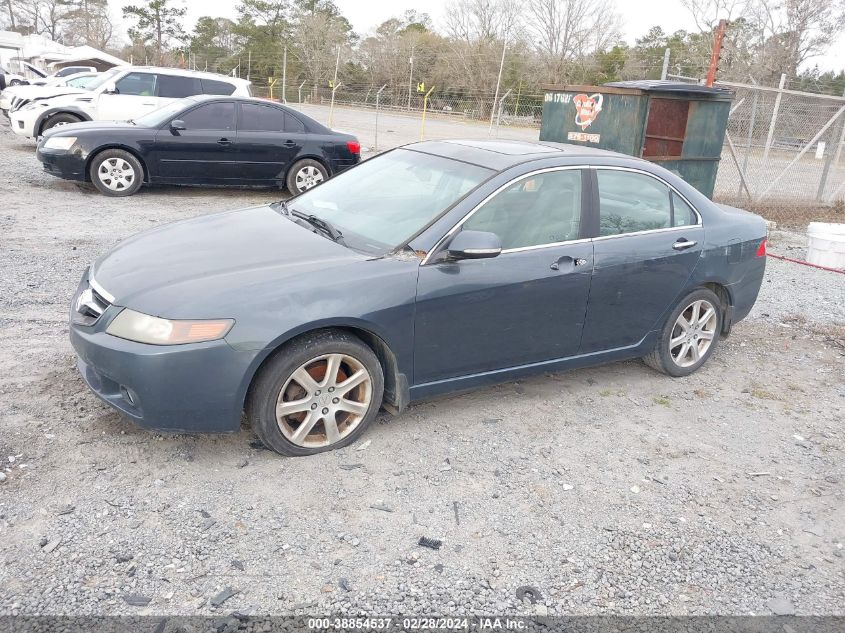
[
  {"left": 89, "top": 149, "right": 144, "bottom": 197},
  {"left": 247, "top": 330, "right": 384, "bottom": 457},
  {"left": 40, "top": 113, "right": 82, "bottom": 134},
  {"left": 286, "top": 159, "right": 328, "bottom": 195},
  {"left": 643, "top": 288, "right": 722, "bottom": 377}
]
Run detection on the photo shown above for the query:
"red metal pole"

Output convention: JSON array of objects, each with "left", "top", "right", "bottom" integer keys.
[{"left": 705, "top": 19, "right": 728, "bottom": 87}]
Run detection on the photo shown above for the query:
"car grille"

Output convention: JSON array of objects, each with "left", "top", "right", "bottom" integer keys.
[{"left": 72, "top": 278, "right": 113, "bottom": 326}]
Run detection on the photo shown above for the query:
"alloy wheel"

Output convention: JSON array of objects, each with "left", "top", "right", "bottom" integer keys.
[
  {"left": 669, "top": 299, "right": 717, "bottom": 368},
  {"left": 275, "top": 353, "right": 372, "bottom": 448},
  {"left": 97, "top": 158, "right": 135, "bottom": 192},
  {"left": 295, "top": 165, "right": 324, "bottom": 191}
]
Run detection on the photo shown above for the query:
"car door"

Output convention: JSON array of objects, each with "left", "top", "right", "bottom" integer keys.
[
  {"left": 579, "top": 167, "right": 704, "bottom": 353},
  {"left": 96, "top": 71, "right": 160, "bottom": 121},
  {"left": 149, "top": 101, "right": 238, "bottom": 183},
  {"left": 235, "top": 102, "right": 304, "bottom": 183},
  {"left": 413, "top": 168, "right": 593, "bottom": 384}
]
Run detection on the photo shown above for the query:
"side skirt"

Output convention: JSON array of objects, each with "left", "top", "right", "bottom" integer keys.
[{"left": 408, "top": 331, "right": 660, "bottom": 402}]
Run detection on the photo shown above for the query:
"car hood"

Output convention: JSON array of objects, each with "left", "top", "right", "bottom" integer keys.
[
  {"left": 45, "top": 120, "right": 140, "bottom": 137},
  {"left": 91, "top": 205, "right": 367, "bottom": 317}
]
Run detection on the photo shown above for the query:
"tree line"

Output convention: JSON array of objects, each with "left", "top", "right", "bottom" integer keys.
[{"left": 2, "top": 0, "right": 844, "bottom": 97}]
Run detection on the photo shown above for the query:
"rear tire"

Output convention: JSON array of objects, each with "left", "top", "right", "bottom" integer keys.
[
  {"left": 40, "top": 113, "right": 82, "bottom": 134},
  {"left": 286, "top": 159, "right": 328, "bottom": 195},
  {"left": 643, "top": 288, "right": 723, "bottom": 377},
  {"left": 247, "top": 330, "right": 384, "bottom": 457},
  {"left": 89, "top": 149, "right": 144, "bottom": 197}
]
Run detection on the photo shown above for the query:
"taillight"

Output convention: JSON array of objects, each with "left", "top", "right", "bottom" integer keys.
[
  {"left": 756, "top": 238, "right": 767, "bottom": 257},
  {"left": 346, "top": 139, "right": 360, "bottom": 155}
]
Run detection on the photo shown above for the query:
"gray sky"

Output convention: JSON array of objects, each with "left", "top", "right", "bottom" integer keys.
[{"left": 113, "top": 0, "right": 845, "bottom": 73}]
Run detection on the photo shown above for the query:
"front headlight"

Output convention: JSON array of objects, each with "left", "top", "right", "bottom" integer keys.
[
  {"left": 106, "top": 309, "right": 234, "bottom": 345},
  {"left": 43, "top": 136, "right": 77, "bottom": 150},
  {"left": 21, "top": 101, "right": 48, "bottom": 110}
]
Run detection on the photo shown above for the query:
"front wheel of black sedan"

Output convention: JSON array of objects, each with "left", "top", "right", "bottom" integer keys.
[
  {"left": 643, "top": 288, "right": 723, "bottom": 377},
  {"left": 247, "top": 330, "right": 384, "bottom": 457},
  {"left": 286, "top": 159, "right": 328, "bottom": 195},
  {"left": 89, "top": 149, "right": 144, "bottom": 197}
]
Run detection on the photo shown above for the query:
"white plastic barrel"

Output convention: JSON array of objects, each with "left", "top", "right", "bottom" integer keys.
[{"left": 807, "top": 222, "right": 845, "bottom": 269}]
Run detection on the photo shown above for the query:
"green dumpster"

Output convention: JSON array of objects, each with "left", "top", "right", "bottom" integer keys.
[{"left": 539, "top": 80, "right": 734, "bottom": 198}]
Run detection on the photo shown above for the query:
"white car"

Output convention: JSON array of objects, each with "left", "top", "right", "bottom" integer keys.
[
  {"left": 1, "top": 72, "right": 100, "bottom": 115},
  {"left": 9, "top": 66, "right": 252, "bottom": 138}
]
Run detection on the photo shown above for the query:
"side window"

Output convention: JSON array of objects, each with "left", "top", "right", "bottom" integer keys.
[
  {"left": 201, "top": 79, "right": 237, "bottom": 96},
  {"left": 157, "top": 74, "right": 202, "bottom": 98},
  {"left": 239, "top": 103, "right": 286, "bottom": 131},
  {"left": 114, "top": 72, "right": 157, "bottom": 96},
  {"left": 597, "top": 170, "right": 671, "bottom": 236},
  {"left": 284, "top": 112, "right": 306, "bottom": 133},
  {"left": 671, "top": 191, "right": 697, "bottom": 227},
  {"left": 463, "top": 170, "right": 582, "bottom": 250},
  {"left": 180, "top": 102, "right": 236, "bottom": 131}
]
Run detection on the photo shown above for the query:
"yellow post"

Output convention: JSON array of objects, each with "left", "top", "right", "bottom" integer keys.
[
  {"left": 420, "top": 85, "right": 435, "bottom": 141},
  {"left": 268, "top": 77, "right": 277, "bottom": 100}
]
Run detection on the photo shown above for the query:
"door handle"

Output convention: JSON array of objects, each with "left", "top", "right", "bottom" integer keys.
[
  {"left": 282, "top": 140, "right": 296, "bottom": 147},
  {"left": 550, "top": 256, "right": 588, "bottom": 271},
  {"left": 142, "top": 102, "right": 156, "bottom": 106},
  {"left": 672, "top": 239, "right": 698, "bottom": 251},
  {"left": 217, "top": 138, "right": 233, "bottom": 146}
]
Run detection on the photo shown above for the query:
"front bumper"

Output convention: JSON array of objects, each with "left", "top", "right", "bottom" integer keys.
[
  {"left": 70, "top": 276, "right": 258, "bottom": 433},
  {"left": 9, "top": 108, "right": 37, "bottom": 137},
  {"left": 38, "top": 147, "right": 86, "bottom": 180}
]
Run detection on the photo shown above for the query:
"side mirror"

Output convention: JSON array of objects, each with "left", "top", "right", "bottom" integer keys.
[
  {"left": 103, "top": 83, "right": 117, "bottom": 94},
  {"left": 446, "top": 230, "right": 502, "bottom": 260},
  {"left": 170, "top": 119, "right": 186, "bottom": 131}
]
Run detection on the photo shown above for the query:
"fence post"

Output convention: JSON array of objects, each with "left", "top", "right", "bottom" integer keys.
[
  {"left": 420, "top": 85, "right": 435, "bottom": 141},
  {"left": 817, "top": 88, "right": 845, "bottom": 201},
  {"left": 660, "top": 48, "right": 670, "bottom": 80},
  {"left": 833, "top": 87, "right": 845, "bottom": 168},
  {"left": 298, "top": 80, "right": 306, "bottom": 103},
  {"left": 281, "top": 45, "right": 287, "bottom": 103},
  {"left": 741, "top": 81, "right": 759, "bottom": 197},
  {"left": 328, "top": 82, "right": 342, "bottom": 128},
  {"left": 760, "top": 73, "right": 786, "bottom": 178},
  {"left": 268, "top": 77, "right": 277, "bottom": 101},
  {"left": 375, "top": 84, "right": 387, "bottom": 151},
  {"left": 407, "top": 46, "right": 414, "bottom": 111}
]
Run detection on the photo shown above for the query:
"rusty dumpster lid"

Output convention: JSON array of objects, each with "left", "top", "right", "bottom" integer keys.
[{"left": 604, "top": 80, "right": 734, "bottom": 96}]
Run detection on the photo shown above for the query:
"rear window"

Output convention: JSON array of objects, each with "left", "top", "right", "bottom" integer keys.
[
  {"left": 158, "top": 74, "right": 202, "bottom": 98},
  {"left": 200, "top": 79, "right": 236, "bottom": 95}
]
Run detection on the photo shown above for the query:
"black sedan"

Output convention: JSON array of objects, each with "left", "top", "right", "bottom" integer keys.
[
  {"left": 70, "top": 140, "right": 767, "bottom": 456},
  {"left": 35, "top": 95, "right": 361, "bottom": 196}
]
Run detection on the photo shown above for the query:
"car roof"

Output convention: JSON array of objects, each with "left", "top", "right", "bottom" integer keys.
[
  {"left": 120, "top": 66, "right": 251, "bottom": 86},
  {"left": 404, "top": 139, "right": 637, "bottom": 171}
]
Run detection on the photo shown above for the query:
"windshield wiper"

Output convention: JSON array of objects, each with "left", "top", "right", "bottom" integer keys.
[{"left": 290, "top": 209, "right": 346, "bottom": 245}]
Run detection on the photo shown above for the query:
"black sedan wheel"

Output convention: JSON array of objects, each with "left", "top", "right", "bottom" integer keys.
[
  {"left": 643, "top": 288, "right": 722, "bottom": 377},
  {"left": 89, "top": 149, "right": 144, "bottom": 197},
  {"left": 286, "top": 159, "right": 328, "bottom": 195},
  {"left": 247, "top": 330, "right": 384, "bottom": 456}
]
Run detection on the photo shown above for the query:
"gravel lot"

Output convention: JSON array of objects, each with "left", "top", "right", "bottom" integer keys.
[{"left": 0, "top": 113, "right": 843, "bottom": 619}]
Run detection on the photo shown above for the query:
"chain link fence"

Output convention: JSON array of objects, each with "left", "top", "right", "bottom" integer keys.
[{"left": 714, "top": 79, "right": 845, "bottom": 220}]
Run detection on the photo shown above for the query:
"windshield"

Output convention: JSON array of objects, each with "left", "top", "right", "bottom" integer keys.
[
  {"left": 133, "top": 99, "right": 192, "bottom": 127},
  {"left": 85, "top": 68, "right": 122, "bottom": 91},
  {"left": 289, "top": 149, "right": 493, "bottom": 254}
]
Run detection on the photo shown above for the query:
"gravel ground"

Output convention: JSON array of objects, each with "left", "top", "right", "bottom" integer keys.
[{"left": 0, "top": 114, "right": 843, "bottom": 619}]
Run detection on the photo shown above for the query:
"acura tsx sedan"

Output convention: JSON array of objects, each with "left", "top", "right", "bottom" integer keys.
[
  {"left": 70, "top": 139, "right": 767, "bottom": 456},
  {"left": 36, "top": 95, "right": 360, "bottom": 196}
]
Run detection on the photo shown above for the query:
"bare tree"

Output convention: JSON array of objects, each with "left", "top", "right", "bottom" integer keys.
[
  {"left": 527, "top": 0, "right": 621, "bottom": 84},
  {"left": 443, "top": 0, "right": 522, "bottom": 41}
]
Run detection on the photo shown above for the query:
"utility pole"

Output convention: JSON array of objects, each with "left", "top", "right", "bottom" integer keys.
[
  {"left": 282, "top": 45, "right": 287, "bottom": 103},
  {"left": 407, "top": 44, "right": 415, "bottom": 111},
  {"left": 705, "top": 19, "right": 728, "bottom": 87},
  {"left": 247, "top": 49, "right": 251, "bottom": 81},
  {"left": 660, "top": 48, "right": 670, "bottom": 80},
  {"left": 332, "top": 45, "right": 341, "bottom": 90},
  {"left": 489, "top": 39, "right": 507, "bottom": 133}
]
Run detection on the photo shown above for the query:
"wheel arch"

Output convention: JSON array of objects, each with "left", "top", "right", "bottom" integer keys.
[
  {"left": 85, "top": 145, "right": 150, "bottom": 183},
  {"left": 35, "top": 107, "right": 91, "bottom": 136},
  {"left": 700, "top": 281, "right": 734, "bottom": 335},
  {"left": 240, "top": 322, "right": 409, "bottom": 420}
]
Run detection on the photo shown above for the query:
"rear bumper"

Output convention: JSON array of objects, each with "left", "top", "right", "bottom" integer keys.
[
  {"left": 727, "top": 255, "right": 766, "bottom": 324},
  {"left": 70, "top": 316, "right": 258, "bottom": 434}
]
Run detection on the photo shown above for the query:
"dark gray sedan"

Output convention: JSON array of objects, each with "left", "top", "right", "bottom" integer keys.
[{"left": 70, "top": 139, "right": 767, "bottom": 456}]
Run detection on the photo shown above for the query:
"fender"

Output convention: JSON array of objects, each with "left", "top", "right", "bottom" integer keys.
[{"left": 34, "top": 106, "right": 93, "bottom": 136}]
